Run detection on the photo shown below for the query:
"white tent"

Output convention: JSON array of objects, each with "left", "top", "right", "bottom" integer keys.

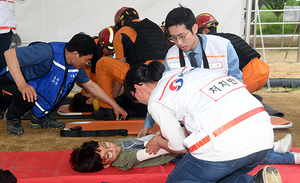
[{"left": 14, "top": 0, "right": 246, "bottom": 45}]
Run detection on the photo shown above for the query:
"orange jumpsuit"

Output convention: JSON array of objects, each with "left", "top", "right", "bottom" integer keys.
[{"left": 96, "top": 19, "right": 166, "bottom": 109}]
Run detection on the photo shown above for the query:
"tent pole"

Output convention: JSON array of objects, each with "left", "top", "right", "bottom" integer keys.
[
  {"left": 245, "top": 0, "right": 253, "bottom": 44},
  {"left": 255, "top": 0, "right": 271, "bottom": 92}
]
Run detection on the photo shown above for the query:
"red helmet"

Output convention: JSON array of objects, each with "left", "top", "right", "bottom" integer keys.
[
  {"left": 98, "top": 26, "right": 116, "bottom": 50},
  {"left": 114, "top": 7, "right": 139, "bottom": 30},
  {"left": 196, "top": 13, "right": 219, "bottom": 28}
]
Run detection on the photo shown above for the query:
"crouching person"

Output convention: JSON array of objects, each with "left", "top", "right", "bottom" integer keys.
[
  {"left": 0, "top": 33, "right": 127, "bottom": 135},
  {"left": 124, "top": 61, "right": 282, "bottom": 183}
]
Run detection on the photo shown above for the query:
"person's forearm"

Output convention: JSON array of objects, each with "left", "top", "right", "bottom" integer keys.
[
  {"left": 4, "top": 49, "right": 26, "bottom": 86},
  {"left": 156, "top": 135, "right": 187, "bottom": 154}
]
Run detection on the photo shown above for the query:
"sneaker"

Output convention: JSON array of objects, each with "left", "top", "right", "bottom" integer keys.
[
  {"left": 291, "top": 152, "right": 300, "bottom": 164},
  {"left": 91, "top": 107, "right": 116, "bottom": 120},
  {"left": 29, "top": 115, "right": 65, "bottom": 129},
  {"left": 273, "top": 134, "right": 292, "bottom": 153},
  {"left": 253, "top": 166, "right": 282, "bottom": 183},
  {"left": 4, "top": 113, "right": 24, "bottom": 135}
]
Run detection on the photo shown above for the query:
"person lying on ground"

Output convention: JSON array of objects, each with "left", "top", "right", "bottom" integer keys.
[
  {"left": 69, "top": 133, "right": 179, "bottom": 172},
  {"left": 70, "top": 132, "right": 299, "bottom": 173}
]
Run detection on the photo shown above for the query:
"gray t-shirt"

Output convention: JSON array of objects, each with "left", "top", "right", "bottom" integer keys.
[{"left": 112, "top": 137, "right": 177, "bottom": 170}]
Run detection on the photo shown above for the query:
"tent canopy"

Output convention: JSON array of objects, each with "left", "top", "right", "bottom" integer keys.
[{"left": 14, "top": 0, "right": 246, "bottom": 44}]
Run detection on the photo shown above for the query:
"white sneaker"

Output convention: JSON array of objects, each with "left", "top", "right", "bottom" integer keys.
[
  {"left": 273, "top": 134, "right": 292, "bottom": 153},
  {"left": 292, "top": 152, "right": 300, "bottom": 164}
]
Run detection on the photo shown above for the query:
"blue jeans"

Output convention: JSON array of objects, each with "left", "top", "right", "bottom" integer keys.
[
  {"left": 261, "top": 149, "right": 294, "bottom": 164},
  {"left": 166, "top": 149, "right": 271, "bottom": 183}
]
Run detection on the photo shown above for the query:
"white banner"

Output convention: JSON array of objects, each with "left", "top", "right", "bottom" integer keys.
[
  {"left": 284, "top": 6, "right": 300, "bottom": 22},
  {"left": 14, "top": 0, "right": 246, "bottom": 44}
]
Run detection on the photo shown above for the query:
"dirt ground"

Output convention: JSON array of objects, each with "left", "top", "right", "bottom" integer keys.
[{"left": 0, "top": 49, "right": 299, "bottom": 153}]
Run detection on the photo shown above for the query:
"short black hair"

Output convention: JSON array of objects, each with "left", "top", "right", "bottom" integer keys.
[
  {"left": 69, "top": 93, "right": 94, "bottom": 112},
  {"left": 69, "top": 141, "right": 104, "bottom": 173},
  {"left": 65, "top": 33, "right": 97, "bottom": 57},
  {"left": 165, "top": 5, "right": 196, "bottom": 32}
]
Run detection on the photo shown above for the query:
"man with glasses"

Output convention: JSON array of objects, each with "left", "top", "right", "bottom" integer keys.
[
  {"left": 163, "top": 6, "right": 242, "bottom": 81},
  {"left": 70, "top": 134, "right": 178, "bottom": 172},
  {"left": 137, "top": 5, "right": 243, "bottom": 137}
]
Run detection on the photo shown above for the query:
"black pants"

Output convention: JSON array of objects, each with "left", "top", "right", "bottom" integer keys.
[
  {"left": 0, "top": 31, "right": 13, "bottom": 72},
  {"left": 0, "top": 77, "right": 34, "bottom": 119}
]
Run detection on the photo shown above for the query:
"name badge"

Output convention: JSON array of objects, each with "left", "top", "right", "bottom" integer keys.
[
  {"left": 169, "top": 62, "right": 181, "bottom": 69},
  {"left": 209, "top": 62, "right": 223, "bottom": 69},
  {"left": 200, "top": 76, "right": 245, "bottom": 101}
]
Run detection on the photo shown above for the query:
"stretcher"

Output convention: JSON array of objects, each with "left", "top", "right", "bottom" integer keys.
[
  {"left": 59, "top": 105, "right": 293, "bottom": 131},
  {"left": 63, "top": 117, "right": 292, "bottom": 136},
  {"left": 57, "top": 105, "right": 92, "bottom": 116},
  {"left": 0, "top": 148, "right": 299, "bottom": 183},
  {"left": 64, "top": 120, "right": 161, "bottom": 135},
  {"left": 270, "top": 116, "right": 293, "bottom": 129}
]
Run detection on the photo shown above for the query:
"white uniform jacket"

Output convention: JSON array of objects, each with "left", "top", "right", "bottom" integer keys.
[
  {"left": 148, "top": 68, "right": 274, "bottom": 161},
  {"left": 0, "top": 0, "right": 16, "bottom": 34},
  {"left": 165, "top": 35, "right": 228, "bottom": 75}
]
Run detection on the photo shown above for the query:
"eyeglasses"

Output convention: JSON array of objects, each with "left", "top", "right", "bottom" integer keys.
[
  {"left": 102, "top": 142, "right": 113, "bottom": 159},
  {"left": 169, "top": 31, "right": 190, "bottom": 43}
]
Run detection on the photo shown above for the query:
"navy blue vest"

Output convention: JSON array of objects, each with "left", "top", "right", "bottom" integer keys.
[
  {"left": 28, "top": 42, "right": 78, "bottom": 117},
  {"left": 0, "top": 42, "right": 79, "bottom": 118}
]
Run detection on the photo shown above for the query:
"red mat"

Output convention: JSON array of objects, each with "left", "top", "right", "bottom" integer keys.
[{"left": 0, "top": 148, "right": 299, "bottom": 183}]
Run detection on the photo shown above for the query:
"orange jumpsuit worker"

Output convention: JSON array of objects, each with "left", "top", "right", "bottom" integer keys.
[{"left": 93, "top": 7, "right": 169, "bottom": 120}]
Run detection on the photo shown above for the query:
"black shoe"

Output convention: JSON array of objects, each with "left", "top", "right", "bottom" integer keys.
[
  {"left": 29, "top": 115, "right": 65, "bottom": 129},
  {"left": 4, "top": 113, "right": 24, "bottom": 135},
  {"left": 91, "top": 107, "right": 116, "bottom": 120},
  {"left": 253, "top": 166, "right": 282, "bottom": 183}
]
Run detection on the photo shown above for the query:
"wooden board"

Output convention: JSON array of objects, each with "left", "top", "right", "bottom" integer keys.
[{"left": 64, "top": 120, "right": 160, "bottom": 135}]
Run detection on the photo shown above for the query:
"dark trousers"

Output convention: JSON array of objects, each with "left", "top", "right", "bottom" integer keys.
[
  {"left": 0, "top": 31, "right": 13, "bottom": 72},
  {"left": 0, "top": 77, "right": 35, "bottom": 119}
]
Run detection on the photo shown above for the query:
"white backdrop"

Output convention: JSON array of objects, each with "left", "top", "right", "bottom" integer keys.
[{"left": 14, "top": 0, "right": 246, "bottom": 45}]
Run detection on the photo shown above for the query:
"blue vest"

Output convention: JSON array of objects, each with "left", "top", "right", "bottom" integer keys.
[
  {"left": 0, "top": 42, "right": 79, "bottom": 117},
  {"left": 30, "top": 42, "right": 79, "bottom": 118}
]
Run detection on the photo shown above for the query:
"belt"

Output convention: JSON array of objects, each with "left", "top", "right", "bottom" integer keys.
[{"left": 188, "top": 107, "right": 265, "bottom": 152}]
